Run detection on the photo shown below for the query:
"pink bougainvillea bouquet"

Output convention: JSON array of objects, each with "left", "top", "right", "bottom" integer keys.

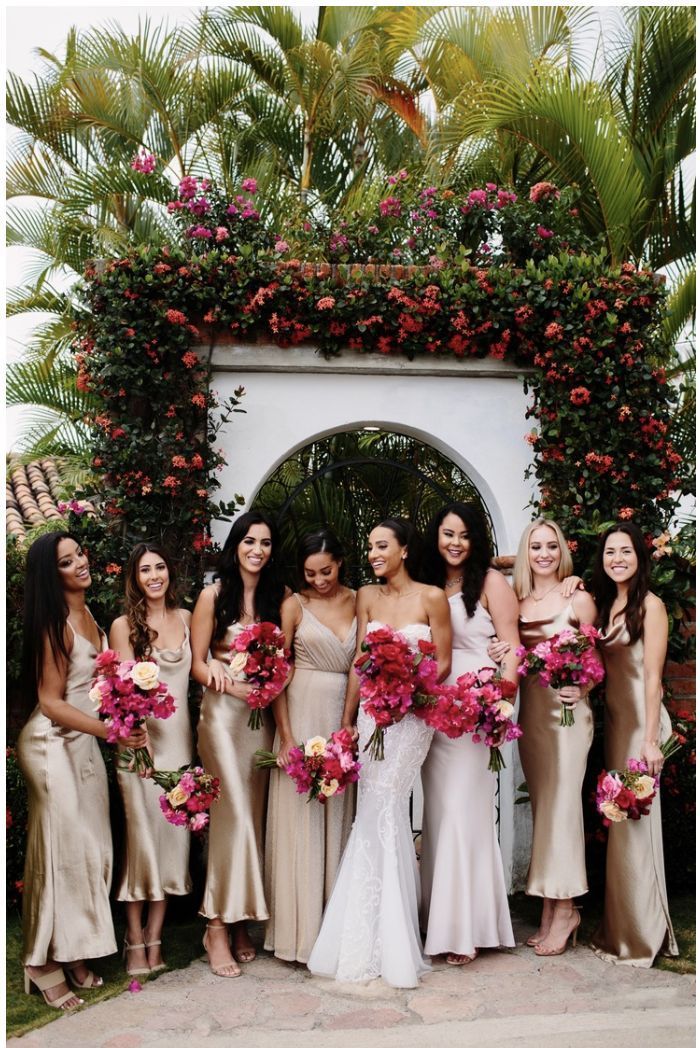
[
  {"left": 151, "top": 765, "right": 221, "bottom": 833},
  {"left": 354, "top": 626, "right": 471, "bottom": 759},
  {"left": 516, "top": 624, "right": 605, "bottom": 726},
  {"left": 596, "top": 734, "right": 685, "bottom": 826},
  {"left": 228, "top": 621, "right": 292, "bottom": 729},
  {"left": 89, "top": 649, "right": 176, "bottom": 773},
  {"left": 256, "top": 728, "right": 361, "bottom": 804},
  {"left": 452, "top": 667, "right": 523, "bottom": 772}
]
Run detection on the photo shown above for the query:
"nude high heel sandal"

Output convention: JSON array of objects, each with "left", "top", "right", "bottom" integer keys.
[
  {"left": 24, "top": 968, "right": 84, "bottom": 1009},
  {"left": 123, "top": 936, "right": 150, "bottom": 976},
  {"left": 145, "top": 939, "right": 166, "bottom": 972},
  {"left": 64, "top": 961, "right": 104, "bottom": 989},
  {"left": 534, "top": 910, "right": 581, "bottom": 957},
  {"left": 203, "top": 923, "right": 241, "bottom": 978}
]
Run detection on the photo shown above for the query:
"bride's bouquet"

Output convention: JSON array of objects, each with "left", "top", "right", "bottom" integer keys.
[
  {"left": 256, "top": 728, "right": 361, "bottom": 803},
  {"left": 89, "top": 649, "right": 176, "bottom": 773},
  {"left": 516, "top": 624, "right": 604, "bottom": 726},
  {"left": 229, "top": 621, "right": 292, "bottom": 729},
  {"left": 354, "top": 626, "right": 448, "bottom": 760}
]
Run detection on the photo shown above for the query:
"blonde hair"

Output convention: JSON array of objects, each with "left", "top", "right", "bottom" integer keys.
[{"left": 513, "top": 518, "right": 573, "bottom": 600}]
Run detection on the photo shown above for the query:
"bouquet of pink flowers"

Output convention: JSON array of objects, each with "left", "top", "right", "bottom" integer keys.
[
  {"left": 89, "top": 649, "right": 175, "bottom": 773},
  {"left": 151, "top": 765, "right": 221, "bottom": 833},
  {"left": 256, "top": 728, "right": 361, "bottom": 803},
  {"left": 229, "top": 621, "right": 291, "bottom": 729},
  {"left": 453, "top": 667, "right": 523, "bottom": 772},
  {"left": 354, "top": 626, "right": 448, "bottom": 760},
  {"left": 596, "top": 735, "right": 685, "bottom": 825},
  {"left": 516, "top": 624, "right": 604, "bottom": 726}
]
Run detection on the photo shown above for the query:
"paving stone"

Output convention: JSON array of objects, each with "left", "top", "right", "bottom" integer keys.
[{"left": 326, "top": 1006, "right": 408, "bottom": 1029}]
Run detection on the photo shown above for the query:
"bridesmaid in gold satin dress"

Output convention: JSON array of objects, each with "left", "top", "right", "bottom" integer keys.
[
  {"left": 191, "top": 510, "right": 286, "bottom": 977},
  {"left": 590, "top": 523, "right": 678, "bottom": 966},
  {"left": 109, "top": 543, "right": 193, "bottom": 975},
  {"left": 511, "top": 519, "right": 598, "bottom": 955},
  {"left": 264, "top": 530, "right": 356, "bottom": 963},
  {"left": 18, "top": 533, "right": 147, "bottom": 1010}
]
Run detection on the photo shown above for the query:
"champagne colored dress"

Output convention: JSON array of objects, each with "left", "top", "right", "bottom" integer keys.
[
  {"left": 115, "top": 617, "right": 193, "bottom": 901},
  {"left": 421, "top": 596, "right": 515, "bottom": 955},
  {"left": 591, "top": 620, "right": 678, "bottom": 967},
  {"left": 308, "top": 623, "right": 434, "bottom": 989},
  {"left": 264, "top": 598, "right": 356, "bottom": 962},
  {"left": 518, "top": 602, "right": 593, "bottom": 898},
  {"left": 17, "top": 623, "right": 117, "bottom": 965},
  {"left": 198, "top": 622, "right": 273, "bottom": 922}
]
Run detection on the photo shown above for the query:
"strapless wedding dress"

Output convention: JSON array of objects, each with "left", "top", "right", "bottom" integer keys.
[{"left": 308, "top": 622, "right": 434, "bottom": 988}]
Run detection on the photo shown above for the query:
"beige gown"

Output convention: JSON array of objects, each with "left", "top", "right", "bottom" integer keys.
[
  {"left": 198, "top": 622, "right": 273, "bottom": 922},
  {"left": 518, "top": 602, "right": 593, "bottom": 898},
  {"left": 264, "top": 598, "right": 356, "bottom": 962},
  {"left": 591, "top": 620, "right": 678, "bottom": 966},
  {"left": 17, "top": 622, "right": 117, "bottom": 965},
  {"left": 115, "top": 618, "right": 193, "bottom": 901}
]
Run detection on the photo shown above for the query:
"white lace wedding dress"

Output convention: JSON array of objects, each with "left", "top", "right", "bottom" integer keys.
[{"left": 308, "top": 622, "right": 434, "bottom": 988}]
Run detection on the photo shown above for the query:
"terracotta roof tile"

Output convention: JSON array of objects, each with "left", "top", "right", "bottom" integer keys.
[{"left": 5, "top": 458, "right": 87, "bottom": 541}]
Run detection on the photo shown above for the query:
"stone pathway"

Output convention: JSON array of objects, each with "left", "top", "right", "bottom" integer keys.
[{"left": 12, "top": 918, "right": 695, "bottom": 1048}]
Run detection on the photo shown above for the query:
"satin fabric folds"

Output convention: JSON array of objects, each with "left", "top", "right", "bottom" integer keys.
[
  {"left": 264, "top": 599, "right": 356, "bottom": 963},
  {"left": 591, "top": 621, "right": 678, "bottom": 967},
  {"left": 198, "top": 623, "right": 273, "bottom": 923},
  {"left": 421, "top": 596, "right": 515, "bottom": 955},
  {"left": 17, "top": 626, "right": 117, "bottom": 965},
  {"left": 115, "top": 621, "right": 193, "bottom": 902},
  {"left": 518, "top": 602, "right": 593, "bottom": 899}
]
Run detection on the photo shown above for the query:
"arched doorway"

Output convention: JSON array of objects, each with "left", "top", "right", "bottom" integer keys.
[{"left": 252, "top": 427, "right": 496, "bottom": 587}]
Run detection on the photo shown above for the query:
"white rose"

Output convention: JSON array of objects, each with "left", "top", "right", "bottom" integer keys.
[
  {"left": 631, "top": 775, "right": 656, "bottom": 800},
  {"left": 167, "top": 785, "right": 188, "bottom": 807},
  {"left": 600, "top": 800, "right": 627, "bottom": 823},
  {"left": 320, "top": 779, "right": 339, "bottom": 797},
  {"left": 88, "top": 684, "right": 103, "bottom": 706},
  {"left": 229, "top": 651, "right": 249, "bottom": 677},
  {"left": 130, "top": 661, "right": 159, "bottom": 690},
  {"left": 495, "top": 700, "right": 514, "bottom": 719},
  {"left": 304, "top": 736, "right": 327, "bottom": 758}
]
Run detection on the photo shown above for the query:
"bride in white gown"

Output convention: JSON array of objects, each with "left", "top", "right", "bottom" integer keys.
[{"left": 308, "top": 519, "right": 451, "bottom": 988}]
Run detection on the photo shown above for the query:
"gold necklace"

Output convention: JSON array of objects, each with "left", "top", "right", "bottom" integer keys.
[{"left": 531, "top": 581, "right": 560, "bottom": 603}]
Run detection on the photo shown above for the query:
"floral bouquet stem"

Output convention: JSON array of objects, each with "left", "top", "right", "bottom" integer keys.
[
  {"left": 560, "top": 703, "right": 575, "bottom": 728},
  {"left": 255, "top": 750, "right": 279, "bottom": 769},
  {"left": 118, "top": 745, "right": 154, "bottom": 776},
  {"left": 363, "top": 726, "right": 385, "bottom": 762},
  {"left": 488, "top": 747, "right": 506, "bottom": 774}
]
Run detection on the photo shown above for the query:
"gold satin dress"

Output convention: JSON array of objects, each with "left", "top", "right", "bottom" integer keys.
[
  {"left": 591, "top": 620, "right": 678, "bottom": 967},
  {"left": 17, "top": 623, "right": 117, "bottom": 965},
  {"left": 264, "top": 600, "right": 356, "bottom": 962},
  {"left": 115, "top": 619, "right": 194, "bottom": 901},
  {"left": 197, "top": 622, "right": 273, "bottom": 922},
  {"left": 518, "top": 602, "right": 593, "bottom": 898}
]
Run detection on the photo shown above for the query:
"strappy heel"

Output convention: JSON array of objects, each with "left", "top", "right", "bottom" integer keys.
[
  {"left": 203, "top": 923, "right": 241, "bottom": 978},
  {"left": 534, "top": 910, "right": 581, "bottom": 957},
  {"left": 24, "top": 967, "right": 84, "bottom": 1010},
  {"left": 123, "top": 935, "right": 150, "bottom": 976},
  {"left": 64, "top": 961, "right": 103, "bottom": 989},
  {"left": 144, "top": 939, "right": 166, "bottom": 973}
]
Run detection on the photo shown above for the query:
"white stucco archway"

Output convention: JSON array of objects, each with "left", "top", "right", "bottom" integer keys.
[{"left": 209, "top": 342, "right": 536, "bottom": 889}]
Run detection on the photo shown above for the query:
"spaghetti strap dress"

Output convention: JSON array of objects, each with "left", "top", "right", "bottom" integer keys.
[
  {"left": 420, "top": 596, "right": 515, "bottom": 955},
  {"left": 591, "top": 620, "right": 678, "bottom": 966},
  {"left": 265, "top": 597, "right": 356, "bottom": 962},
  {"left": 198, "top": 622, "right": 274, "bottom": 923},
  {"left": 518, "top": 601, "right": 593, "bottom": 898},
  {"left": 115, "top": 615, "right": 193, "bottom": 901},
  {"left": 17, "top": 622, "right": 117, "bottom": 965}
]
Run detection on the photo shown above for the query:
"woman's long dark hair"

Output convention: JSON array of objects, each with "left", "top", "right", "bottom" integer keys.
[
  {"left": 591, "top": 522, "right": 650, "bottom": 642},
  {"left": 297, "top": 529, "right": 346, "bottom": 587},
  {"left": 213, "top": 510, "right": 284, "bottom": 640},
  {"left": 422, "top": 502, "right": 492, "bottom": 617},
  {"left": 374, "top": 518, "right": 423, "bottom": 581},
  {"left": 21, "top": 531, "right": 75, "bottom": 710},
  {"left": 124, "top": 542, "right": 179, "bottom": 659}
]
